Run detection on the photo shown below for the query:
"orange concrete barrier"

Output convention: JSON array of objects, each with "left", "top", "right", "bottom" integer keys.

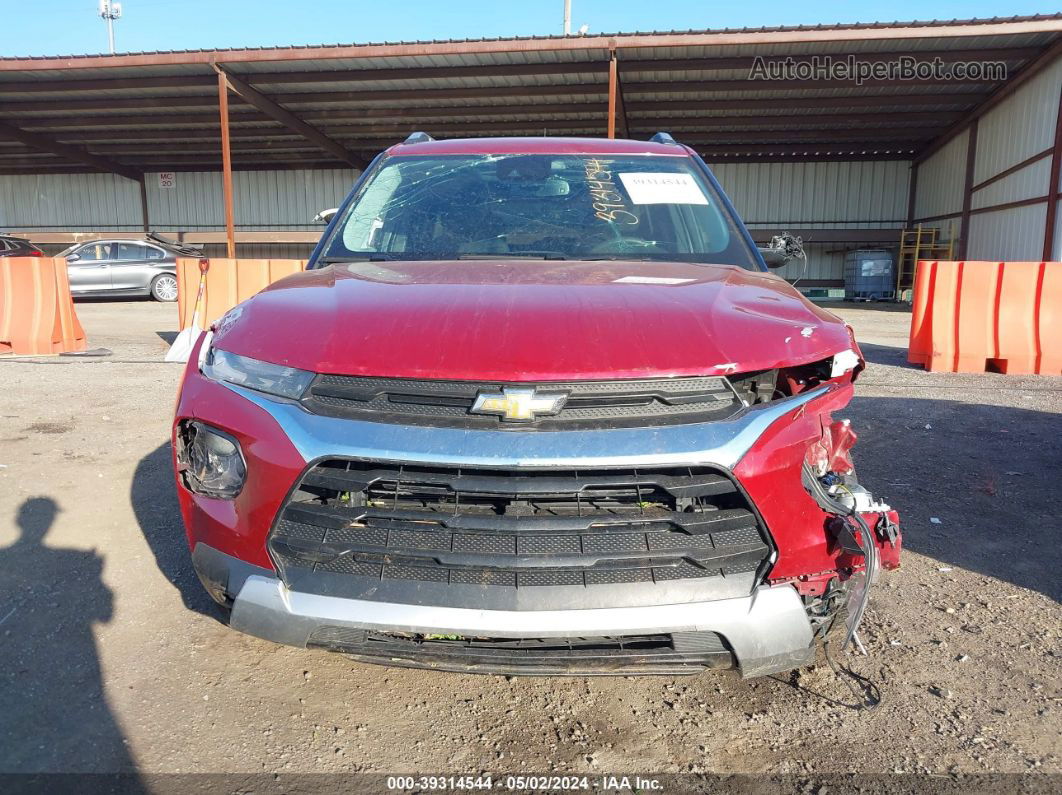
[
  {"left": 175, "top": 257, "right": 305, "bottom": 331},
  {"left": 0, "top": 256, "right": 87, "bottom": 356},
  {"left": 908, "top": 260, "right": 1061, "bottom": 375}
]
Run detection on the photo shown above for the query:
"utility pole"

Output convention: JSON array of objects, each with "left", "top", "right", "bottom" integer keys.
[
  {"left": 98, "top": 1, "right": 122, "bottom": 54},
  {"left": 563, "top": 0, "right": 571, "bottom": 35}
]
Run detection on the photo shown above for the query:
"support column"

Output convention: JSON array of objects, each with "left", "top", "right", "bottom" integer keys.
[
  {"left": 217, "top": 68, "right": 236, "bottom": 258},
  {"left": 607, "top": 51, "right": 618, "bottom": 139},
  {"left": 1042, "top": 86, "right": 1062, "bottom": 261},
  {"left": 139, "top": 175, "right": 149, "bottom": 233},
  {"left": 906, "top": 161, "right": 919, "bottom": 227},
  {"left": 957, "top": 120, "right": 978, "bottom": 260}
]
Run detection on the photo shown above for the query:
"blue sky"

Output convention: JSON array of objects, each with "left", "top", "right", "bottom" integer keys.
[{"left": 3, "top": 1, "right": 1058, "bottom": 57}]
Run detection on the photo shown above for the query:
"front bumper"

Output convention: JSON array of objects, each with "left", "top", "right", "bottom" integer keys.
[{"left": 195, "top": 543, "right": 814, "bottom": 677}]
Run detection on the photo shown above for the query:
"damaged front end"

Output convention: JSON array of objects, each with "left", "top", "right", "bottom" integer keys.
[{"left": 729, "top": 339, "right": 901, "bottom": 654}]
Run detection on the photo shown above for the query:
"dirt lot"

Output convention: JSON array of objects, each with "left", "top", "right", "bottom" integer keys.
[{"left": 1, "top": 298, "right": 1059, "bottom": 782}]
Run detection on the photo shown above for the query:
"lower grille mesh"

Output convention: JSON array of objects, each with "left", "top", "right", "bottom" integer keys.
[
  {"left": 305, "top": 626, "right": 734, "bottom": 675},
  {"left": 270, "top": 460, "right": 770, "bottom": 594}
]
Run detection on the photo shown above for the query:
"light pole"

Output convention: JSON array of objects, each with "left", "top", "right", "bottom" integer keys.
[
  {"left": 98, "top": 0, "right": 122, "bottom": 54},
  {"left": 563, "top": 0, "right": 571, "bottom": 35}
]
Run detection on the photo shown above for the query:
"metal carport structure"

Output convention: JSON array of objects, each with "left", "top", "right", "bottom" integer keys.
[{"left": 1, "top": 14, "right": 1060, "bottom": 271}]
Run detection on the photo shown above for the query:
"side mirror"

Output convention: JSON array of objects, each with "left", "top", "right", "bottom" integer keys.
[
  {"left": 66, "top": 253, "right": 81, "bottom": 262},
  {"left": 758, "top": 232, "right": 804, "bottom": 270},
  {"left": 758, "top": 248, "right": 791, "bottom": 269}
]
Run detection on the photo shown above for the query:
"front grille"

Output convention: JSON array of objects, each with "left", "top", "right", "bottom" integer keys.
[
  {"left": 300, "top": 375, "right": 743, "bottom": 429},
  {"left": 269, "top": 460, "right": 771, "bottom": 608},
  {"left": 305, "top": 626, "right": 734, "bottom": 675}
]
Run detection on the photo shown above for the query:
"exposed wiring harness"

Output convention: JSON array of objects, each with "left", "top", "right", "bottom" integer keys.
[
  {"left": 800, "top": 464, "right": 879, "bottom": 649},
  {"left": 801, "top": 463, "right": 883, "bottom": 711}
]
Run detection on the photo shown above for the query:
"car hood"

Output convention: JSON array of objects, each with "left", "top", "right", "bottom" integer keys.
[{"left": 211, "top": 260, "right": 854, "bottom": 381}]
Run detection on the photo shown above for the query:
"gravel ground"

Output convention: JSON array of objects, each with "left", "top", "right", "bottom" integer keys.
[{"left": 0, "top": 298, "right": 1059, "bottom": 782}]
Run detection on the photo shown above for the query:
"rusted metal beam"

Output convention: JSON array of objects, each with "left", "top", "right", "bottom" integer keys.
[
  {"left": 906, "top": 161, "right": 919, "bottom": 226},
  {"left": 139, "top": 175, "right": 150, "bottom": 232},
  {"left": 23, "top": 110, "right": 959, "bottom": 148},
  {"left": 957, "top": 120, "right": 979, "bottom": 259},
  {"left": 1043, "top": 85, "right": 1062, "bottom": 260},
  {"left": 0, "top": 120, "right": 140, "bottom": 180},
  {"left": 1, "top": 72, "right": 1000, "bottom": 115},
  {"left": 607, "top": 52, "right": 618, "bottom": 139},
  {"left": 216, "top": 66, "right": 366, "bottom": 168},
  {"left": 917, "top": 36, "right": 1062, "bottom": 163},
  {"left": 78, "top": 125, "right": 943, "bottom": 154},
  {"left": 13, "top": 93, "right": 983, "bottom": 132},
  {"left": 0, "top": 46, "right": 1040, "bottom": 94},
  {"left": 2, "top": 18, "right": 1060, "bottom": 71},
  {"left": 218, "top": 70, "right": 237, "bottom": 258}
]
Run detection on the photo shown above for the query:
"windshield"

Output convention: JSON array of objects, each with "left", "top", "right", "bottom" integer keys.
[{"left": 317, "top": 154, "right": 760, "bottom": 269}]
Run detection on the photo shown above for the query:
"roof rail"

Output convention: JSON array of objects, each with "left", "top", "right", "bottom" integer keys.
[
  {"left": 649, "top": 131, "right": 678, "bottom": 145},
  {"left": 403, "top": 131, "right": 434, "bottom": 145}
]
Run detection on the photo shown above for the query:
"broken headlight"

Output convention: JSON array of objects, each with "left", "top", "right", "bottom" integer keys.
[
  {"left": 202, "top": 347, "right": 313, "bottom": 400},
  {"left": 177, "top": 421, "right": 247, "bottom": 499}
]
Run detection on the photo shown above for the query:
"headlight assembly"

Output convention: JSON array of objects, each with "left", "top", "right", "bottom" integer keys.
[
  {"left": 177, "top": 421, "right": 247, "bottom": 499},
  {"left": 201, "top": 347, "right": 313, "bottom": 400}
]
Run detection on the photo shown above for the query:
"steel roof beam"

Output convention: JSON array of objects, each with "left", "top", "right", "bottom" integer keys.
[
  {"left": 0, "top": 75, "right": 1000, "bottom": 114},
  {"left": 0, "top": 121, "right": 140, "bottom": 180},
  {"left": 28, "top": 110, "right": 957, "bottom": 144},
  {"left": 214, "top": 66, "right": 366, "bottom": 169},
  {"left": 10, "top": 93, "right": 984, "bottom": 130},
  {"left": 0, "top": 17, "right": 1059, "bottom": 71},
  {"left": 0, "top": 46, "right": 1040, "bottom": 94}
]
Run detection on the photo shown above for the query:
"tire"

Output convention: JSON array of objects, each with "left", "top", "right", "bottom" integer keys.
[{"left": 150, "top": 273, "right": 179, "bottom": 302}]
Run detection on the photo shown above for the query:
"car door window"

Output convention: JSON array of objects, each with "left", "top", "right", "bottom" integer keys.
[
  {"left": 117, "top": 243, "right": 149, "bottom": 260},
  {"left": 144, "top": 246, "right": 166, "bottom": 260},
  {"left": 77, "top": 243, "right": 115, "bottom": 261}
]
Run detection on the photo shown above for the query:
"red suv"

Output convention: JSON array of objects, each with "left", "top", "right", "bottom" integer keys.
[{"left": 173, "top": 134, "right": 900, "bottom": 678}]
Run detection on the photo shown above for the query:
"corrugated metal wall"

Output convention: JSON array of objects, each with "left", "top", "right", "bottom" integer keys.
[
  {"left": 968, "top": 204, "right": 1050, "bottom": 261},
  {"left": 0, "top": 169, "right": 359, "bottom": 233},
  {"left": 974, "top": 58, "right": 1062, "bottom": 187},
  {"left": 708, "top": 159, "right": 910, "bottom": 283},
  {"left": 709, "top": 160, "right": 910, "bottom": 230},
  {"left": 913, "top": 129, "right": 969, "bottom": 222},
  {"left": 913, "top": 55, "right": 1062, "bottom": 261},
  {"left": 1, "top": 159, "right": 909, "bottom": 282},
  {"left": 0, "top": 172, "right": 142, "bottom": 231},
  {"left": 146, "top": 168, "right": 360, "bottom": 231}
]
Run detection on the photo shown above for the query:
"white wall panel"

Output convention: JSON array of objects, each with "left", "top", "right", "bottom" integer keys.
[
  {"left": 708, "top": 159, "right": 910, "bottom": 228},
  {"left": 913, "top": 129, "right": 968, "bottom": 221},
  {"left": 0, "top": 172, "right": 141, "bottom": 231},
  {"left": 973, "top": 57, "right": 1062, "bottom": 186},
  {"left": 1054, "top": 208, "right": 1062, "bottom": 261},
  {"left": 967, "top": 204, "right": 1047, "bottom": 262},
  {"left": 144, "top": 168, "right": 359, "bottom": 231},
  {"left": 971, "top": 157, "right": 1052, "bottom": 210}
]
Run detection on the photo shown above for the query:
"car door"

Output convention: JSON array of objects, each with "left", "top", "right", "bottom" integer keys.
[
  {"left": 66, "top": 242, "right": 115, "bottom": 292},
  {"left": 111, "top": 242, "right": 162, "bottom": 291}
]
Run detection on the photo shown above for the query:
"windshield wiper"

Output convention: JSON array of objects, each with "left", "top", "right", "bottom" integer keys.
[
  {"left": 456, "top": 253, "right": 566, "bottom": 260},
  {"left": 317, "top": 254, "right": 395, "bottom": 263}
]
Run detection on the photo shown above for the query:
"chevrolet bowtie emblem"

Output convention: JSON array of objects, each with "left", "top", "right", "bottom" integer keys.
[{"left": 471, "top": 387, "right": 568, "bottom": 422}]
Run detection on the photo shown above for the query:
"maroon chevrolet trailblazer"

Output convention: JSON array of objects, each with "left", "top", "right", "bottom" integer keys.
[{"left": 172, "top": 133, "right": 901, "bottom": 677}]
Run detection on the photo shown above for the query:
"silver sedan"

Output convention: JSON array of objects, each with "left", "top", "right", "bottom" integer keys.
[{"left": 62, "top": 239, "right": 180, "bottom": 302}]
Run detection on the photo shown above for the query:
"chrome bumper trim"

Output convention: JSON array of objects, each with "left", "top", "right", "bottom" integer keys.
[
  {"left": 222, "top": 382, "right": 831, "bottom": 470},
  {"left": 230, "top": 576, "right": 815, "bottom": 678}
]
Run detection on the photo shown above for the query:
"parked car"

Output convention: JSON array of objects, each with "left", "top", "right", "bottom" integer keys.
[
  {"left": 173, "top": 133, "right": 901, "bottom": 678},
  {"left": 59, "top": 233, "right": 200, "bottom": 302},
  {"left": 0, "top": 234, "right": 44, "bottom": 257}
]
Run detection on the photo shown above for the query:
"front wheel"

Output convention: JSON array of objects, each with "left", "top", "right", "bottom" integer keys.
[{"left": 150, "top": 273, "right": 178, "bottom": 302}]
